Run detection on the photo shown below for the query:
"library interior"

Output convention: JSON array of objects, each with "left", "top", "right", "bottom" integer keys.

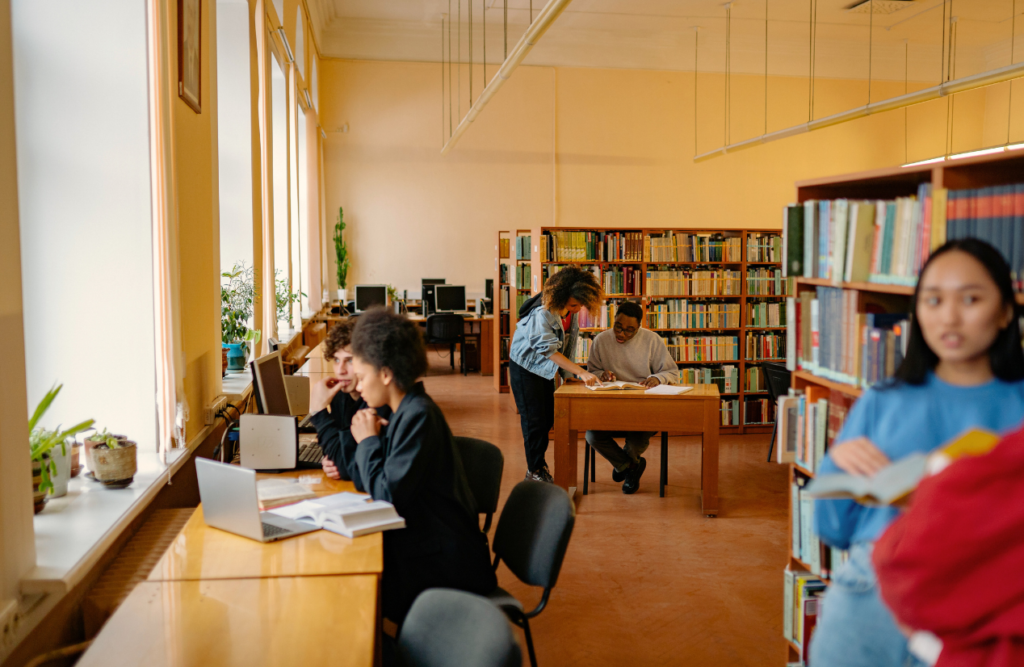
[{"left": 4, "top": 1, "right": 1024, "bottom": 666}]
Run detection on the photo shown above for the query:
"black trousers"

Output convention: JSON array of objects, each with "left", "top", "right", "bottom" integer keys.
[{"left": 509, "top": 360, "right": 556, "bottom": 472}]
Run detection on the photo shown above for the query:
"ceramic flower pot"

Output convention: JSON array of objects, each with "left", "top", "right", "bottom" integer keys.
[
  {"left": 84, "top": 435, "right": 128, "bottom": 473},
  {"left": 90, "top": 441, "right": 137, "bottom": 487},
  {"left": 31, "top": 459, "right": 47, "bottom": 514},
  {"left": 221, "top": 345, "right": 229, "bottom": 376},
  {"left": 226, "top": 342, "right": 246, "bottom": 371},
  {"left": 49, "top": 443, "right": 73, "bottom": 498}
]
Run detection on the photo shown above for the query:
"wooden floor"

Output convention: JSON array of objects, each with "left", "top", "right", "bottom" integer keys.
[{"left": 423, "top": 355, "right": 790, "bottom": 666}]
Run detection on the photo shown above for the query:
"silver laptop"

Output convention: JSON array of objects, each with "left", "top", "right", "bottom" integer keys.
[{"left": 195, "top": 458, "right": 318, "bottom": 542}]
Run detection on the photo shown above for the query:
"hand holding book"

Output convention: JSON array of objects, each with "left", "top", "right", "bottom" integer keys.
[{"left": 829, "top": 437, "right": 892, "bottom": 477}]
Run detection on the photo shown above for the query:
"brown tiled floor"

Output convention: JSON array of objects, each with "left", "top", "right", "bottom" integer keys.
[{"left": 422, "top": 357, "right": 790, "bottom": 666}]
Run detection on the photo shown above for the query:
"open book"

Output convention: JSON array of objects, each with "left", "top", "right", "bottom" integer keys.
[
  {"left": 587, "top": 381, "right": 645, "bottom": 391},
  {"left": 804, "top": 429, "right": 999, "bottom": 506},
  {"left": 269, "top": 491, "right": 406, "bottom": 538},
  {"left": 257, "top": 478, "right": 317, "bottom": 509}
]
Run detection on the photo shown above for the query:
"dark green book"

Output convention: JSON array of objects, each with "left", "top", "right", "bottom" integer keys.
[{"left": 785, "top": 205, "right": 804, "bottom": 278}]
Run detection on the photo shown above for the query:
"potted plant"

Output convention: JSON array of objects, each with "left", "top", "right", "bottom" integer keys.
[
  {"left": 222, "top": 261, "right": 261, "bottom": 371},
  {"left": 334, "top": 207, "right": 350, "bottom": 302},
  {"left": 387, "top": 285, "right": 401, "bottom": 314},
  {"left": 276, "top": 270, "right": 307, "bottom": 331},
  {"left": 84, "top": 429, "right": 137, "bottom": 488},
  {"left": 28, "top": 385, "right": 94, "bottom": 511}
]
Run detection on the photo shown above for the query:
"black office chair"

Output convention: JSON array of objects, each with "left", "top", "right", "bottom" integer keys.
[
  {"left": 762, "top": 362, "right": 791, "bottom": 462},
  {"left": 399, "top": 589, "right": 522, "bottom": 667},
  {"left": 488, "top": 481, "right": 575, "bottom": 667},
  {"left": 454, "top": 436, "right": 504, "bottom": 533},
  {"left": 425, "top": 314, "right": 467, "bottom": 375}
]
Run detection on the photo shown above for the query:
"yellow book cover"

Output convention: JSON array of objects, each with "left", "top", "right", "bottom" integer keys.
[{"left": 931, "top": 187, "right": 948, "bottom": 251}]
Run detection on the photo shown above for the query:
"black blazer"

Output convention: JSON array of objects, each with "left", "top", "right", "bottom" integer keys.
[
  {"left": 354, "top": 382, "right": 497, "bottom": 623},
  {"left": 310, "top": 391, "right": 391, "bottom": 491}
]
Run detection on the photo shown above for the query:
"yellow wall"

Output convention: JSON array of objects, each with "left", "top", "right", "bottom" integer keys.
[{"left": 320, "top": 59, "right": 1017, "bottom": 297}]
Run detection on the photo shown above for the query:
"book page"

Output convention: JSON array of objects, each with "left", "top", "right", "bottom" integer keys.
[
  {"left": 645, "top": 385, "right": 693, "bottom": 396},
  {"left": 587, "top": 381, "right": 645, "bottom": 391}
]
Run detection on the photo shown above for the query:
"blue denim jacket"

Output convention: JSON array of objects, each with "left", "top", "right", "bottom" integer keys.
[{"left": 509, "top": 306, "right": 564, "bottom": 380}]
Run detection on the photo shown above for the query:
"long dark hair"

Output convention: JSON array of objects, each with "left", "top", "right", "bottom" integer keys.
[{"left": 892, "top": 238, "right": 1024, "bottom": 385}]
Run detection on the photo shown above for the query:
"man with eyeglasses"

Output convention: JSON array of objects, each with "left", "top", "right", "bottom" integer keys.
[{"left": 584, "top": 300, "right": 679, "bottom": 494}]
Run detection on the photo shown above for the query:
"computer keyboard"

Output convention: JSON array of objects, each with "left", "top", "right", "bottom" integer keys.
[
  {"left": 298, "top": 441, "right": 323, "bottom": 464},
  {"left": 262, "top": 522, "right": 291, "bottom": 538}
]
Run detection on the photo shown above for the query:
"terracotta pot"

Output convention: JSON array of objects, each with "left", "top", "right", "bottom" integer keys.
[
  {"left": 90, "top": 441, "right": 137, "bottom": 485},
  {"left": 31, "top": 459, "right": 47, "bottom": 514},
  {"left": 70, "top": 444, "right": 82, "bottom": 478},
  {"left": 84, "top": 435, "right": 128, "bottom": 473}
]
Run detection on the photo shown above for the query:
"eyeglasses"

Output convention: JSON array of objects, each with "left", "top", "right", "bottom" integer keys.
[{"left": 612, "top": 323, "right": 638, "bottom": 335}]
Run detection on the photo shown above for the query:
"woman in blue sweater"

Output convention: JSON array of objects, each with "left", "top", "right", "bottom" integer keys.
[{"left": 809, "top": 238, "right": 1024, "bottom": 667}]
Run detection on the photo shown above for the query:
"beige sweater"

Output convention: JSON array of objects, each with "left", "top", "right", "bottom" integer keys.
[{"left": 586, "top": 329, "right": 678, "bottom": 385}]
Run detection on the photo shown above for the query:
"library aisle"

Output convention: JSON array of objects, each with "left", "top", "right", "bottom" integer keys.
[{"left": 422, "top": 355, "right": 790, "bottom": 666}]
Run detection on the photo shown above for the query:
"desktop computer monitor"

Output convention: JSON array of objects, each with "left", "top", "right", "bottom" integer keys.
[
  {"left": 435, "top": 285, "right": 467, "bottom": 313},
  {"left": 485, "top": 278, "right": 493, "bottom": 302},
  {"left": 354, "top": 285, "right": 387, "bottom": 312},
  {"left": 250, "top": 351, "right": 292, "bottom": 416},
  {"left": 421, "top": 279, "right": 445, "bottom": 315}
]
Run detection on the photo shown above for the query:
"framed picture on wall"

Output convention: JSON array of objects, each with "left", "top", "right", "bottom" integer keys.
[{"left": 178, "top": 0, "right": 201, "bottom": 113}]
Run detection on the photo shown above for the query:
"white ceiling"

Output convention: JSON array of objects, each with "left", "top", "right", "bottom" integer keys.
[{"left": 306, "top": 0, "right": 1024, "bottom": 80}]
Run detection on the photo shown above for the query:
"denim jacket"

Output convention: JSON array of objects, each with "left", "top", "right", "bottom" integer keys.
[{"left": 509, "top": 306, "right": 565, "bottom": 380}]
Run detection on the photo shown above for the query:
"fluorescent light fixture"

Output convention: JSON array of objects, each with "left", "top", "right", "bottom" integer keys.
[
  {"left": 276, "top": 27, "right": 294, "bottom": 63},
  {"left": 949, "top": 147, "right": 1005, "bottom": 160},
  {"left": 902, "top": 156, "right": 945, "bottom": 168}
]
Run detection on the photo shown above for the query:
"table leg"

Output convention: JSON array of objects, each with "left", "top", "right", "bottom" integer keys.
[
  {"left": 660, "top": 432, "right": 668, "bottom": 498},
  {"left": 701, "top": 399, "right": 720, "bottom": 517},
  {"left": 553, "top": 397, "right": 576, "bottom": 491}
]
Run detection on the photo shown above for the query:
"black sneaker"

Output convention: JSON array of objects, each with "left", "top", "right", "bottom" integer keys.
[
  {"left": 612, "top": 467, "right": 627, "bottom": 483},
  {"left": 525, "top": 465, "right": 554, "bottom": 484},
  {"left": 622, "top": 457, "right": 646, "bottom": 495}
]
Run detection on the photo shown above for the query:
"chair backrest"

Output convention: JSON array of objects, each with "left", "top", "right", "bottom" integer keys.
[
  {"left": 762, "top": 362, "right": 791, "bottom": 402},
  {"left": 426, "top": 314, "right": 465, "bottom": 342},
  {"left": 492, "top": 481, "right": 575, "bottom": 590},
  {"left": 453, "top": 437, "right": 504, "bottom": 517},
  {"left": 399, "top": 589, "right": 522, "bottom": 667}
]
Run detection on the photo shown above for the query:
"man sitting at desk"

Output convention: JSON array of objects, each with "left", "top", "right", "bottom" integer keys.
[
  {"left": 585, "top": 300, "right": 678, "bottom": 494},
  {"left": 309, "top": 319, "right": 390, "bottom": 488}
]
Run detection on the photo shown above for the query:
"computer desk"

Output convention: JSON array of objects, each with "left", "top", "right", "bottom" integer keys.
[
  {"left": 552, "top": 383, "right": 722, "bottom": 516},
  {"left": 79, "top": 470, "right": 382, "bottom": 667}
]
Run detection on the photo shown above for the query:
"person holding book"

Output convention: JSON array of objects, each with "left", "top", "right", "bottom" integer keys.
[
  {"left": 307, "top": 319, "right": 391, "bottom": 488},
  {"left": 584, "top": 300, "right": 678, "bottom": 494},
  {"left": 346, "top": 308, "right": 496, "bottom": 626},
  {"left": 509, "top": 266, "right": 603, "bottom": 482},
  {"left": 809, "top": 239, "right": 1024, "bottom": 667}
]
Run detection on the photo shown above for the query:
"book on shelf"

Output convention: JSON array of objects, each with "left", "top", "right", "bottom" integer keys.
[
  {"left": 499, "top": 312, "right": 510, "bottom": 336},
  {"left": 647, "top": 300, "right": 740, "bottom": 329},
  {"left": 782, "top": 207, "right": 803, "bottom": 276},
  {"left": 747, "top": 300, "right": 786, "bottom": 327},
  {"left": 516, "top": 235, "right": 532, "bottom": 261},
  {"left": 646, "top": 231, "right": 741, "bottom": 262},
  {"left": 499, "top": 285, "right": 510, "bottom": 311},
  {"left": 542, "top": 230, "right": 644, "bottom": 262},
  {"left": 946, "top": 184, "right": 1024, "bottom": 288},
  {"left": 664, "top": 334, "right": 739, "bottom": 362},
  {"left": 789, "top": 480, "right": 850, "bottom": 580},
  {"left": 579, "top": 302, "right": 620, "bottom": 328},
  {"left": 743, "top": 398, "right": 776, "bottom": 424},
  {"left": 804, "top": 428, "right": 1000, "bottom": 506},
  {"left": 499, "top": 263, "right": 510, "bottom": 284},
  {"left": 750, "top": 231, "right": 784, "bottom": 264},
  {"left": 681, "top": 365, "right": 737, "bottom": 394},
  {"left": 516, "top": 264, "right": 532, "bottom": 290},
  {"left": 783, "top": 567, "right": 827, "bottom": 655},
  {"left": 746, "top": 267, "right": 786, "bottom": 295},
  {"left": 573, "top": 335, "right": 591, "bottom": 364},
  {"left": 745, "top": 331, "right": 786, "bottom": 361},
  {"left": 603, "top": 266, "right": 643, "bottom": 296},
  {"left": 269, "top": 492, "right": 406, "bottom": 538},
  {"left": 776, "top": 387, "right": 853, "bottom": 470},
  {"left": 721, "top": 398, "right": 740, "bottom": 425},
  {"left": 499, "top": 238, "right": 510, "bottom": 258},
  {"left": 647, "top": 267, "right": 741, "bottom": 296}
]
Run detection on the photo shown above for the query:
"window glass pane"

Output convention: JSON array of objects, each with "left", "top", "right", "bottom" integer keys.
[
  {"left": 290, "top": 99, "right": 301, "bottom": 325},
  {"left": 294, "top": 8, "right": 304, "bottom": 79},
  {"left": 297, "top": 106, "right": 309, "bottom": 315},
  {"left": 271, "top": 54, "right": 288, "bottom": 331}
]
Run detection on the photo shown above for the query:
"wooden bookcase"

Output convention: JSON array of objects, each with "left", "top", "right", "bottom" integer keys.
[
  {"left": 782, "top": 148, "right": 1024, "bottom": 665},
  {"left": 493, "top": 226, "right": 788, "bottom": 434},
  {"left": 494, "top": 230, "right": 512, "bottom": 393}
]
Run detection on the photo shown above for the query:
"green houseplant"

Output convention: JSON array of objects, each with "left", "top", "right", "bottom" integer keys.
[
  {"left": 276, "top": 270, "right": 307, "bottom": 328},
  {"left": 28, "top": 385, "right": 94, "bottom": 512},
  {"left": 84, "top": 428, "right": 138, "bottom": 487},
  {"left": 222, "top": 261, "right": 261, "bottom": 371},
  {"left": 334, "top": 207, "right": 350, "bottom": 299}
]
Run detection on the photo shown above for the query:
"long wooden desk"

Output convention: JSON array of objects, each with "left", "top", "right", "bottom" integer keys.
[{"left": 552, "top": 384, "right": 722, "bottom": 516}]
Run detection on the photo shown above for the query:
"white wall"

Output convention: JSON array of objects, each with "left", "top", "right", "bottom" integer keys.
[
  {"left": 13, "top": 0, "right": 156, "bottom": 446},
  {"left": 217, "top": 0, "right": 254, "bottom": 274}
]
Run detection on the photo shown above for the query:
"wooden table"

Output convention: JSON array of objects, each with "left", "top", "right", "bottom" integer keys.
[{"left": 552, "top": 384, "right": 722, "bottom": 516}]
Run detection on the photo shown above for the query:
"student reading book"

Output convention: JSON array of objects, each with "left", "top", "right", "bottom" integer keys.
[
  {"left": 347, "top": 308, "right": 496, "bottom": 625},
  {"left": 584, "top": 300, "right": 679, "bottom": 494},
  {"left": 508, "top": 267, "right": 603, "bottom": 482},
  {"left": 809, "top": 239, "right": 1024, "bottom": 667}
]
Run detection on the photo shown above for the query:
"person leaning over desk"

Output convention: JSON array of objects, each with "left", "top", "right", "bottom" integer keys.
[
  {"left": 584, "top": 300, "right": 679, "bottom": 494},
  {"left": 308, "top": 318, "right": 390, "bottom": 487}
]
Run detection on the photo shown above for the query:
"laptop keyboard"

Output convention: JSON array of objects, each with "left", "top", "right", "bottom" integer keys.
[
  {"left": 298, "top": 442, "right": 323, "bottom": 464},
  {"left": 262, "top": 522, "right": 291, "bottom": 538}
]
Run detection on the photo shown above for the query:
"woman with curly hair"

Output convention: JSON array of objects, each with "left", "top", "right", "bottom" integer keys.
[{"left": 509, "top": 266, "right": 603, "bottom": 482}]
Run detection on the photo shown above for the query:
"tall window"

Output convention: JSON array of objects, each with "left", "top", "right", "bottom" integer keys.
[
  {"left": 271, "top": 53, "right": 289, "bottom": 331},
  {"left": 294, "top": 7, "right": 304, "bottom": 79},
  {"left": 297, "top": 102, "right": 309, "bottom": 316},
  {"left": 290, "top": 96, "right": 302, "bottom": 326}
]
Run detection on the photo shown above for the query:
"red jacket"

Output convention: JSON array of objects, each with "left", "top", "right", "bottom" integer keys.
[{"left": 874, "top": 427, "right": 1024, "bottom": 667}]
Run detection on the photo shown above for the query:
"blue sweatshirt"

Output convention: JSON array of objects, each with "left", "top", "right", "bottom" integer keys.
[{"left": 814, "top": 372, "right": 1024, "bottom": 549}]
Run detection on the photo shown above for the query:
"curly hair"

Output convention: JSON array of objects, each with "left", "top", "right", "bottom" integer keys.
[
  {"left": 323, "top": 319, "right": 356, "bottom": 360},
  {"left": 351, "top": 308, "right": 428, "bottom": 392},
  {"left": 542, "top": 266, "right": 603, "bottom": 311},
  {"left": 615, "top": 300, "right": 644, "bottom": 323}
]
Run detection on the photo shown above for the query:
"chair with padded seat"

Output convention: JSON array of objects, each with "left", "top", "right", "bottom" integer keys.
[
  {"left": 488, "top": 480, "right": 575, "bottom": 667},
  {"left": 398, "top": 589, "right": 522, "bottom": 667},
  {"left": 453, "top": 436, "right": 504, "bottom": 533},
  {"left": 424, "top": 314, "right": 467, "bottom": 374},
  {"left": 762, "top": 362, "right": 791, "bottom": 462}
]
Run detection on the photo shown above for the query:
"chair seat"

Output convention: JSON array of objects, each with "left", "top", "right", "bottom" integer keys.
[{"left": 486, "top": 587, "right": 524, "bottom": 614}]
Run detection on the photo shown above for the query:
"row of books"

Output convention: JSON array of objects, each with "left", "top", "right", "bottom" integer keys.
[
  {"left": 747, "top": 300, "right": 786, "bottom": 327},
  {"left": 498, "top": 237, "right": 511, "bottom": 259},
  {"left": 645, "top": 300, "right": 740, "bottom": 330},
  {"left": 681, "top": 365, "right": 738, "bottom": 394},
  {"left": 541, "top": 231, "right": 644, "bottom": 262},
  {"left": 745, "top": 331, "right": 785, "bottom": 361},
  {"left": 578, "top": 302, "right": 619, "bottom": 329},
  {"left": 516, "top": 235, "right": 531, "bottom": 261},
  {"left": 498, "top": 312, "right": 510, "bottom": 336},
  {"left": 783, "top": 568, "right": 825, "bottom": 663},
  {"left": 515, "top": 292, "right": 529, "bottom": 312},
  {"left": 499, "top": 337, "right": 509, "bottom": 362},
  {"left": 663, "top": 334, "right": 739, "bottom": 362},
  {"left": 647, "top": 232, "right": 742, "bottom": 262},
  {"left": 745, "top": 365, "right": 768, "bottom": 392},
  {"left": 573, "top": 335, "right": 591, "bottom": 365},
  {"left": 498, "top": 263, "right": 510, "bottom": 284},
  {"left": 516, "top": 264, "right": 531, "bottom": 291},
  {"left": 721, "top": 399, "right": 740, "bottom": 425},
  {"left": 746, "top": 267, "right": 786, "bottom": 295},
  {"left": 790, "top": 287, "right": 909, "bottom": 388},
  {"left": 747, "top": 234, "right": 783, "bottom": 262},
  {"left": 775, "top": 385, "right": 854, "bottom": 470},
  {"left": 782, "top": 184, "right": 932, "bottom": 287},
  {"left": 790, "top": 481, "right": 851, "bottom": 580},
  {"left": 646, "top": 269, "right": 742, "bottom": 296},
  {"left": 743, "top": 399, "right": 776, "bottom": 424},
  {"left": 946, "top": 185, "right": 1024, "bottom": 289},
  {"left": 498, "top": 286, "right": 510, "bottom": 310},
  {"left": 602, "top": 267, "right": 643, "bottom": 296}
]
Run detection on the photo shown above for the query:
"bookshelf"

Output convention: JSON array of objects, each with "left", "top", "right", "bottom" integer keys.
[
  {"left": 780, "top": 148, "right": 1024, "bottom": 665},
  {"left": 493, "top": 226, "right": 788, "bottom": 434},
  {"left": 494, "top": 231, "right": 512, "bottom": 393}
]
